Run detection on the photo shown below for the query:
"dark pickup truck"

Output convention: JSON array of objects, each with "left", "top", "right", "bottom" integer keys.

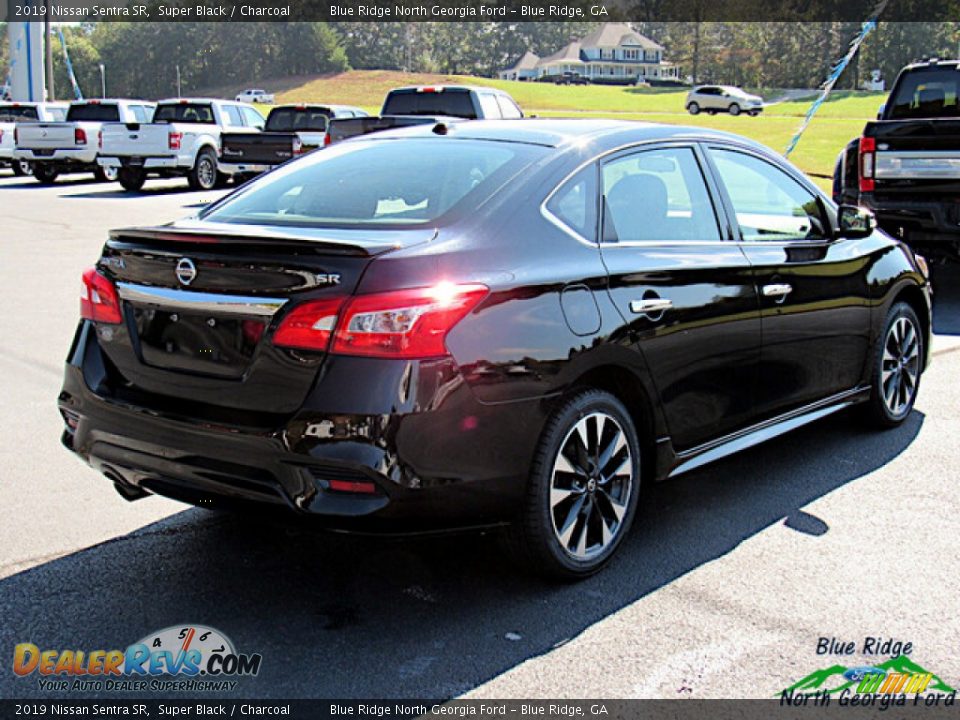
[
  {"left": 834, "top": 59, "right": 960, "bottom": 258},
  {"left": 326, "top": 85, "right": 523, "bottom": 145},
  {"left": 219, "top": 103, "right": 367, "bottom": 179}
]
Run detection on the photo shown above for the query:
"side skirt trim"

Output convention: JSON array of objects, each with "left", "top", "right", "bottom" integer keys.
[{"left": 667, "top": 387, "right": 870, "bottom": 478}]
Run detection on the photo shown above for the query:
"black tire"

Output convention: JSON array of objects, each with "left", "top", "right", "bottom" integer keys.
[
  {"left": 214, "top": 170, "right": 231, "bottom": 189},
  {"left": 117, "top": 167, "right": 146, "bottom": 192},
  {"left": 862, "top": 301, "right": 923, "bottom": 428},
  {"left": 749, "top": 110, "right": 761, "bottom": 117},
  {"left": 687, "top": 102, "right": 700, "bottom": 115},
  {"left": 94, "top": 166, "right": 118, "bottom": 183},
  {"left": 728, "top": 103, "right": 741, "bottom": 116},
  {"left": 12, "top": 159, "right": 31, "bottom": 177},
  {"left": 507, "top": 389, "right": 642, "bottom": 580},
  {"left": 188, "top": 148, "right": 218, "bottom": 191},
  {"left": 32, "top": 164, "right": 59, "bottom": 184}
]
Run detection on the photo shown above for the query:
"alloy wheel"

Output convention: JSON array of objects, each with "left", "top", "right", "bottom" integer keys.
[
  {"left": 549, "top": 412, "right": 634, "bottom": 560},
  {"left": 198, "top": 158, "right": 215, "bottom": 188},
  {"left": 881, "top": 316, "right": 920, "bottom": 417}
]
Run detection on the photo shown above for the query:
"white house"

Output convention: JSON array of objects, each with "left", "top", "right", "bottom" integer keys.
[{"left": 499, "top": 23, "right": 679, "bottom": 83}]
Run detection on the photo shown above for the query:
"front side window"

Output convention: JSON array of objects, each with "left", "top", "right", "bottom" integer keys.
[
  {"left": 709, "top": 148, "right": 828, "bottom": 242},
  {"left": 601, "top": 147, "right": 721, "bottom": 242},
  {"left": 201, "top": 138, "right": 545, "bottom": 229}
]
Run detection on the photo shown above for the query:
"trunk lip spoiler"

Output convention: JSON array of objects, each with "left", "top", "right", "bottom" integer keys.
[
  {"left": 116, "top": 282, "right": 288, "bottom": 317},
  {"left": 107, "top": 223, "right": 425, "bottom": 257}
]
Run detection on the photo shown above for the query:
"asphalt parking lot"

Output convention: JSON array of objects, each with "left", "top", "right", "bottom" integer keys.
[{"left": 1, "top": 170, "right": 958, "bottom": 700}]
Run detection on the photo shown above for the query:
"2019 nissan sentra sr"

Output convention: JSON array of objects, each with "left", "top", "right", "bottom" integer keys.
[{"left": 59, "top": 119, "right": 931, "bottom": 579}]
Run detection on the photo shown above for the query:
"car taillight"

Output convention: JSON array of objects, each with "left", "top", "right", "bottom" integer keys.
[
  {"left": 75, "top": 127, "right": 87, "bottom": 145},
  {"left": 80, "top": 268, "right": 122, "bottom": 324},
  {"left": 859, "top": 136, "right": 876, "bottom": 193},
  {"left": 292, "top": 136, "right": 303, "bottom": 155},
  {"left": 323, "top": 133, "right": 331, "bottom": 147},
  {"left": 332, "top": 283, "right": 488, "bottom": 359},
  {"left": 169, "top": 131, "right": 182, "bottom": 150},
  {"left": 272, "top": 297, "right": 345, "bottom": 351}
]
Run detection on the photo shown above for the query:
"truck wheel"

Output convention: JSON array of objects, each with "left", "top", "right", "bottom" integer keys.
[
  {"left": 188, "top": 149, "right": 218, "bottom": 191},
  {"left": 94, "top": 166, "right": 119, "bottom": 183},
  {"left": 507, "top": 389, "right": 642, "bottom": 580},
  {"left": 687, "top": 102, "right": 700, "bottom": 115},
  {"left": 728, "top": 103, "right": 741, "bottom": 116},
  {"left": 12, "top": 159, "right": 31, "bottom": 177},
  {"left": 33, "top": 164, "right": 59, "bottom": 184},
  {"left": 118, "top": 167, "right": 146, "bottom": 192},
  {"left": 214, "top": 171, "right": 231, "bottom": 189}
]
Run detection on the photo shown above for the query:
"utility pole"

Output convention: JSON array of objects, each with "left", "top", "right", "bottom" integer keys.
[
  {"left": 99, "top": 64, "right": 106, "bottom": 98},
  {"left": 176, "top": 65, "right": 182, "bottom": 97},
  {"left": 44, "top": 0, "right": 55, "bottom": 100}
]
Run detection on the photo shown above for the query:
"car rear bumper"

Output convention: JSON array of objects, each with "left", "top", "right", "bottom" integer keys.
[
  {"left": 863, "top": 194, "right": 960, "bottom": 244},
  {"left": 58, "top": 321, "right": 543, "bottom": 533}
]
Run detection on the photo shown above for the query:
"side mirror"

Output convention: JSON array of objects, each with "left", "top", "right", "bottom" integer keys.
[
  {"left": 877, "top": 103, "right": 886, "bottom": 120},
  {"left": 836, "top": 204, "right": 877, "bottom": 239}
]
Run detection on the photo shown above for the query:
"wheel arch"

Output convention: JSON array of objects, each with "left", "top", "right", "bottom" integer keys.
[{"left": 891, "top": 282, "right": 931, "bottom": 368}]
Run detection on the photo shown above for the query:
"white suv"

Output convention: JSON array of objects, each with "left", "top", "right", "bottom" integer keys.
[{"left": 685, "top": 86, "right": 764, "bottom": 116}]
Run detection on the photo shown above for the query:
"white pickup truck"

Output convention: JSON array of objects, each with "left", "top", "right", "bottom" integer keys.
[
  {"left": 98, "top": 98, "right": 265, "bottom": 192},
  {"left": 235, "top": 88, "right": 274, "bottom": 104},
  {"left": 13, "top": 99, "right": 155, "bottom": 184},
  {"left": 0, "top": 101, "right": 68, "bottom": 176}
]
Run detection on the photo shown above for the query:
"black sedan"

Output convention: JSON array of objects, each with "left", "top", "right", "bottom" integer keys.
[{"left": 59, "top": 119, "right": 931, "bottom": 579}]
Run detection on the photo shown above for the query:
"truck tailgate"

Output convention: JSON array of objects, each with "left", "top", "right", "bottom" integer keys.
[
  {"left": 100, "top": 123, "right": 172, "bottom": 158},
  {"left": 221, "top": 131, "right": 296, "bottom": 165},
  {"left": 871, "top": 119, "right": 960, "bottom": 181},
  {"left": 16, "top": 122, "right": 78, "bottom": 151}
]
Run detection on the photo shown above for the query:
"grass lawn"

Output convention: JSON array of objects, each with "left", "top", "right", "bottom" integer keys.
[{"left": 276, "top": 70, "right": 883, "bottom": 191}]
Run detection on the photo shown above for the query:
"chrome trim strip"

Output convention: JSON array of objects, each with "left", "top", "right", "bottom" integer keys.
[
  {"left": 876, "top": 151, "right": 960, "bottom": 180},
  {"left": 668, "top": 387, "right": 868, "bottom": 478},
  {"left": 116, "top": 283, "right": 288, "bottom": 317}
]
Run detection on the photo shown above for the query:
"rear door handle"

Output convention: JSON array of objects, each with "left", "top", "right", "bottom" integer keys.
[
  {"left": 762, "top": 283, "right": 793, "bottom": 298},
  {"left": 630, "top": 298, "right": 673, "bottom": 314}
]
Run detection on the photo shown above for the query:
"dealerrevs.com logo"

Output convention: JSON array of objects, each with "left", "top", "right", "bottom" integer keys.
[{"left": 12, "top": 624, "right": 262, "bottom": 692}]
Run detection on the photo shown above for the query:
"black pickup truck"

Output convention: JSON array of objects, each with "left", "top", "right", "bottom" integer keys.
[
  {"left": 326, "top": 85, "right": 523, "bottom": 145},
  {"left": 219, "top": 103, "right": 367, "bottom": 179},
  {"left": 834, "top": 59, "right": 960, "bottom": 258}
]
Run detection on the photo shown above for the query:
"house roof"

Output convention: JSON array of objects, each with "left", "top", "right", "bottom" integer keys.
[
  {"left": 504, "top": 51, "right": 540, "bottom": 72},
  {"left": 537, "top": 41, "right": 584, "bottom": 67},
  {"left": 580, "top": 23, "right": 663, "bottom": 51}
]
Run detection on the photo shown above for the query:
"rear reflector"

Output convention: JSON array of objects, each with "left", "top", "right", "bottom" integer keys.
[
  {"left": 332, "top": 282, "right": 488, "bottom": 359},
  {"left": 75, "top": 127, "right": 87, "bottom": 145},
  {"left": 327, "top": 479, "right": 378, "bottom": 494},
  {"left": 272, "top": 297, "right": 345, "bottom": 351},
  {"left": 80, "top": 268, "right": 122, "bottom": 324},
  {"left": 859, "top": 136, "right": 876, "bottom": 193}
]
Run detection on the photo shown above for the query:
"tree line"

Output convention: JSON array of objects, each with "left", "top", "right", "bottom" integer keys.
[{"left": 2, "top": 21, "right": 958, "bottom": 100}]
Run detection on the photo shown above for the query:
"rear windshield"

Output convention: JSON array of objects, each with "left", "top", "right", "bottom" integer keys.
[
  {"left": 153, "top": 103, "right": 214, "bottom": 124},
  {"left": 0, "top": 105, "right": 39, "bottom": 121},
  {"left": 888, "top": 69, "right": 960, "bottom": 119},
  {"left": 266, "top": 107, "right": 331, "bottom": 132},
  {"left": 382, "top": 90, "right": 477, "bottom": 119},
  {"left": 200, "top": 138, "right": 545, "bottom": 228},
  {"left": 67, "top": 103, "right": 120, "bottom": 122}
]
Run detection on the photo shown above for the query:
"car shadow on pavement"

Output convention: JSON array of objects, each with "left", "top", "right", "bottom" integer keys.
[
  {"left": 931, "top": 263, "right": 960, "bottom": 335},
  {"left": 65, "top": 185, "right": 212, "bottom": 199},
  {"left": 0, "top": 409, "right": 923, "bottom": 700}
]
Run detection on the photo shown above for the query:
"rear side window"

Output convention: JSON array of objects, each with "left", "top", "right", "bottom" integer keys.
[
  {"left": 546, "top": 166, "right": 597, "bottom": 241},
  {"left": 222, "top": 106, "right": 244, "bottom": 127},
  {"left": 153, "top": 103, "right": 214, "bottom": 124},
  {"left": 602, "top": 147, "right": 720, "bottom": 242},
  {"left": 67, "top": 103, "right": 120, "bottom": 122},
  {"left": 382, "top": 90, "right": 478, "bottom": 119},
  {"left": 0, "top": 105, "right": 39, "bottom": 121},
  {"left": 709, "top": 148, "right": 828, "bottom": 241},
  {"left": 241, "top": 107, "right": 265, "bottom": 129},
  {"left": 201, "top": 138, "right": 545, "bottom": 228},
  {"left": 266, "top": 108, "right": 331, "bottom": 132},
  {"left": 889, "top": 69, "right": 960, "bottom": 119}
]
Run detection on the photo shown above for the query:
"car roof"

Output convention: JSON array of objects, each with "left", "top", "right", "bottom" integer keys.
[
  {"left": 366, "top": 118, "right": 767, "bottom": 154},
  {"left": 389, "top": 85, "right": 509, "bottom": 95}
]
